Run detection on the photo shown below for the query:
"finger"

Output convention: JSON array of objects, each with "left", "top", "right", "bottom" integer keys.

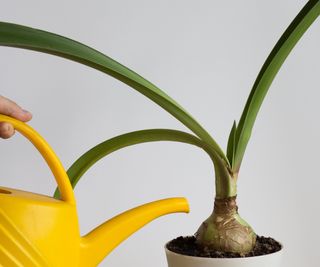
[
  {"left": 0, "top": 95, "right": 32, "bottom": 122},
  {"left": 0, "top": 122, "right": 15, "bottom": 139}
]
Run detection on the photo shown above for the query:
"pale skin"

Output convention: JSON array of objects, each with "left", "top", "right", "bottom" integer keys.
[{"left": 0, "top": 95, "right": 32, "bottom": 139}]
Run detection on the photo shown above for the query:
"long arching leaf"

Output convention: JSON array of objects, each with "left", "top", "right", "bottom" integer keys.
[
  {"left": 53, "top": 129, "right": 232, "bottom": 199},
  {"left": 53, "top": 129, "right": 205, "bottom": 198},
  {"left": 0, "top": 22, "right": 227, "bottom": 164},
  {"left": 232, "top": 0, "right": 320, "bottom": 171}
]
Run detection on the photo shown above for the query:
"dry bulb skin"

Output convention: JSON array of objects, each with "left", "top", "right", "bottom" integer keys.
[{"left": 195, "top": 196, "right": 256, "bottom": 254}]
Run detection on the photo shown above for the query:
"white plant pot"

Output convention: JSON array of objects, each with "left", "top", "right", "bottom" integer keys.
[{"left": 165, "top": 244, "right": 283, "bottom": 267}]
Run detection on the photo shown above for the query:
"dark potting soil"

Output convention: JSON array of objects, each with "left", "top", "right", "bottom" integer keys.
[{"left": 166, "top": 235, "right": 281, "bottom": 258}]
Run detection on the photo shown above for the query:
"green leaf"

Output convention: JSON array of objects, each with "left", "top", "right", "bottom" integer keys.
[
  {"left": 226, "top": 121, "right": 236, "bottom": 167},
  {"left": 53, "top": 129, "right": 218, "bottom": 198},
  {"left": 233, "top": 0, "right": 320, "bottom": 171},
  {"left": 0, "top": 22, "right": 227, "bottom": 164},
  {"left": 54, "top": 129, "right": 234, "bottom": 199}
]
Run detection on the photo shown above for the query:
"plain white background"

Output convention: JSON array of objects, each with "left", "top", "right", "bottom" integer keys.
[{"left": 0, "top": 1, "right": 319, "bottom": 266}]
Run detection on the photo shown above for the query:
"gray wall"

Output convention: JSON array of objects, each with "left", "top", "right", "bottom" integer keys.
[{"left": 1, "top": 1, "right": 319, "bottom": 266}]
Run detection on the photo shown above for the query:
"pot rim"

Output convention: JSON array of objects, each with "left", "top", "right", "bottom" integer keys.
[{"left": 165, "top": 241, "right": 283, "bottom": 260}]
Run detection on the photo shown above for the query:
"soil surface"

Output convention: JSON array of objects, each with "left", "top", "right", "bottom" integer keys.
[{"left": 166, "top": 235, "right": 281, "bottom": 258}]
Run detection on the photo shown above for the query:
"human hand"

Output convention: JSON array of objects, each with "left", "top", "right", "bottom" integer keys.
[{"left": 0, "top": 95, "right": 32, "bottom": 139}]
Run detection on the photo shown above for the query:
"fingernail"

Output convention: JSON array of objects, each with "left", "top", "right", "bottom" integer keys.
[{"left": 22, "top": 109, "right": 31, "bottom": 115}]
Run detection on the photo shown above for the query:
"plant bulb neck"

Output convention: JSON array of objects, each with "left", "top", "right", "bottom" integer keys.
[{"left": 213, "top": 196, "right": 238, "bottom": 215}]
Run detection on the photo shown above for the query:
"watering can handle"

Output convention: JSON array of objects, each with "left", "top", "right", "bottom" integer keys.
[{"left": 0, "top": 115, "right": 75, "bottom": 204}]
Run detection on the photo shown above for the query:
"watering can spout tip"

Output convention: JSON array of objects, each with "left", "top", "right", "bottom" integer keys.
[
  {"left": 79, "top": 197, "right": 189, "bottom": 266},
  {"left": 168, "top": 197, "right": 189, "bottom": 213}
]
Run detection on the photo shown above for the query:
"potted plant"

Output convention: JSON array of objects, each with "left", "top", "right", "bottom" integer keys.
[{"left": 0, "top": 0, "right": 319, "bottom": 266}]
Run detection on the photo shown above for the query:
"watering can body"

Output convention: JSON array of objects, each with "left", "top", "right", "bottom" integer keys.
[
  {"left": 0, "top": 187, "right": 80, "bottom": 266},
  {"left": 0, "top": 115, "right": 189, "bottom": 266}
]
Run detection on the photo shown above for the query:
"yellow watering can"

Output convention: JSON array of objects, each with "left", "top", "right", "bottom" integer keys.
[{"left": 0, "top": 115, "right": 189, "bottom": 267}]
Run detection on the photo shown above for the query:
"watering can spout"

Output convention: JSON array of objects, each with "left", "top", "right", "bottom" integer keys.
[{"left": 79, "top": 197, "right": 189, "bottom": 267}]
